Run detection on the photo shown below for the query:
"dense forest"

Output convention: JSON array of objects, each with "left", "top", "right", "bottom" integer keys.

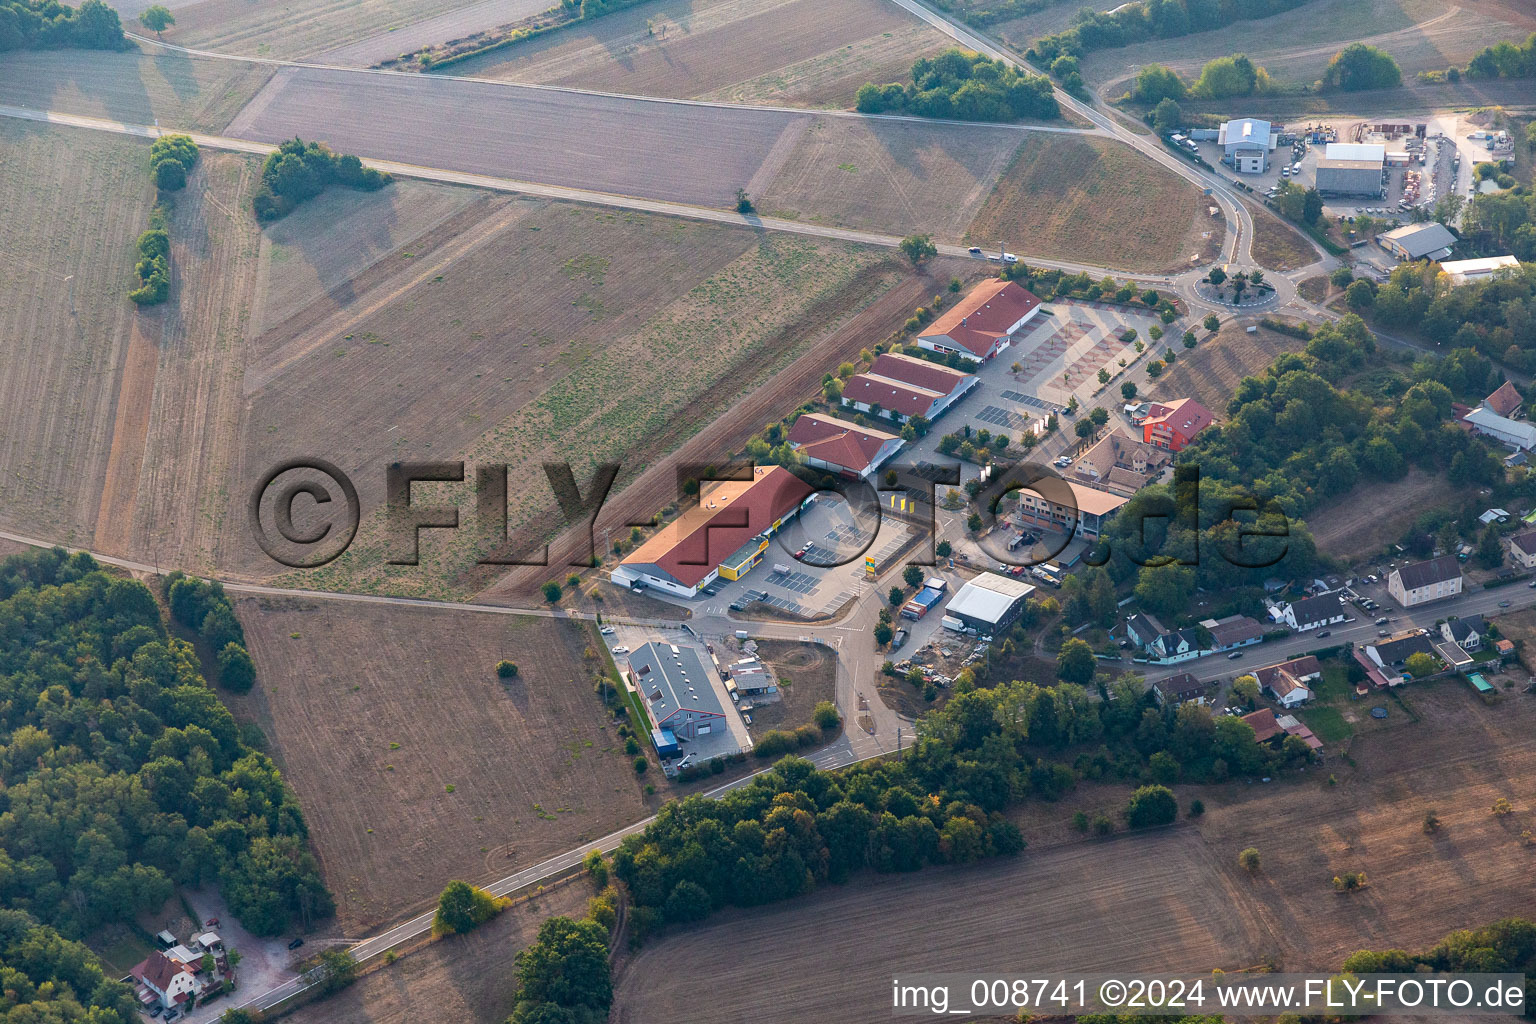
[
  {"left": 0, "top": 910, "right": 141, "bottom": 1023},
  {"left": 0, "top": 0, "right": 127, "bottom": 51},
  {"left": 0, "top": 548, "right": 331, "bottom": 941},
  {"left": 1364, "top": 260, "right": 1536, "bottom": 371}
]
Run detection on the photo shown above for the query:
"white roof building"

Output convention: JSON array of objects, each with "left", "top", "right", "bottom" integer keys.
[
  {"left": 945, "top": 573, "right": 1036, "bottom": 630},
  {"left": 1324, "top": 142, "right": 1386, "bottom": 163},
  {"left": 1440, "top": 255, "right": 1520, "bottom": 285},
  {"left": 1218, "top": 118, "right": 1274, "bottom": 153},
  {"left": 1464, "top": 406, "right": 1536, "bottom": 450}
]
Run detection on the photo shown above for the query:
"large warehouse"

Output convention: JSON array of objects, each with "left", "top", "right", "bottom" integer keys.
[
  {"left": 1316, "top": 142, "right": 1385, "bottom": 196},
  {"left": 944, "top": 573, "right": 1036, "bottom": 633}
]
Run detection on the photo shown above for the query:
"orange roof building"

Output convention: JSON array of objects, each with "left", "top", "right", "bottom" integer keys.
[
  {"left": 786, "top": 413, "right": 905, "bottom": 479},
  {"left": 916, "top": 279, "right": 1042, "bottom": 362},
  {"left": 1142, "top": 397, "right": 1214, "bottom": 451},
  {"left": 1014, "top": 479, "right": 1128, "bottom": 540},
  {"left": 613, "top": 466, "right": 813, "bottom": 597}
]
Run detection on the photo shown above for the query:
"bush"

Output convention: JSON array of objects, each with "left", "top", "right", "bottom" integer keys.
[
  {"left": 432, "top": 880, "right": 509, "bottom": 937},
  {"left": 813, "top": 700, "right": 841, "bottom": 730},
  {"left": 154, "top": 158, "right": 187, "bottom": 191},
  {"left": 252, "top": 138, "right": 391, "bottom": 221},
  {"left": 217, "top": 642, "right": 256, "bottom": 694},
  {"left": 856, "top": 48, "right": 1058, "bottom": 122},
  {"left": 1321, "top": 43, "right": 1402, "bottom": 92},
  {"left": 496, "top": 660, "right": 519, "bottom": 678},
  {"left": 632, "top": 756, "right": 648, "bottom": 774},
  {"left": 129, "top": 226, "right": 171, "bottom": 305},
  {"left": 1124, "top": 784, "right": 1178, "bottom": 829},
  {"left": 1239, "top": 847, "right": 1261, "bottom": 873}
]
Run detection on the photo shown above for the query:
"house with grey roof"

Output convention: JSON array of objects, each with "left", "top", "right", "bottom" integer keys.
[{"left": 1278, "top": 592, "right": 1347, "bottom": 632}]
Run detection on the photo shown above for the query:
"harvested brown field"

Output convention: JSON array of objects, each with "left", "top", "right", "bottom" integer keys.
[
  {"left": 1249, "top": 204, "right": 1319, "bottom": 272},
  {"left": 449, "top": 0, "right": 952, "bottom": 110},
  {"left": 1308, "top": 468, "right": 1446, "bottom": 559},
  {"left": 992, "top": 0, "right": 1113, "bottom": 51},
  {"left": 229, "top": 596, "right": 650, "bottom": 936},
  {"left": 165, "top": 0, "right": 490, "bottom": 59},
  {"left": 0, "top": 50, "right": 274, "bottom": 133},
  {"left": 253, "top": 178, "right": 479, "bottom": 333},
  {"left": 614, "top": 830, "right": 1267, "bottom": 1023},
  {"left": 0, "top": 124, "right": 153, "bottom": 552},
  {"left": 282, "top": 880, "right": 590, "bottom": 1024},
  {"left": 964, "top": 134, "right": 1219, "bottom": 272},
  {"left": 226, "top": 65, "right": 810, "bottom": 209},
  {"left": 318, "top": 0, "right": 552, "bottom": 66},
  {"left": 617, "top": 682, "right": 1536, "bottom": 1024},
  {"left": 233, "top": 198, "right": 899, "bottom": 598},
  {"left": 1148, "top": 319, "right": 1308, "bottom": 413},
  {"left": 1298, "top": 274, "right": 1331, "bottom": 303},
  {"left": 759, "top": 117, "right": 1026, "bottom": 240}
]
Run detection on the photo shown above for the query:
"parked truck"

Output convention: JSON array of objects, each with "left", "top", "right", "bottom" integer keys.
[{"left": 941, "top": 615, "right": 966, "bottom": 633}]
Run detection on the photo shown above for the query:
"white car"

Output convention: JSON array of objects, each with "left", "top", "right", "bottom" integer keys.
[
  {"left": 1054, "top": 455, "right": 1073, "bottom": 467},
  {"left": 599, "top": 626, "right": 615, "bottom": 635},
  {"left": 1002, "top": 252, "right": 1019, "bottom": 263},
  {"left": 610, "top": 645, "right": 630, "bottom": 655}
]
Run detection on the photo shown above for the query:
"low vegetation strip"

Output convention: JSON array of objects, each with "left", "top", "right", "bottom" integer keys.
[
  {"left": 0, "top": 547, "right": 333, "bottom": 941},
  {"left": 856, "top": 49, "right": 1058, "bottom": 122},
  {"left": 1027, "top": 0, "right": 1312, "bottom": 66}
]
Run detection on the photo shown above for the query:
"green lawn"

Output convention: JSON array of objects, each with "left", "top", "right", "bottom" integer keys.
[
  {"left": 1299, "top": 705, "right": 1353, "bottom": 744},
  {"left": 1312, "top": 661, "right": 1351, "bottom": 703},
  {"left": 87, "top": 927, "right": 155, "bottom": 976}
]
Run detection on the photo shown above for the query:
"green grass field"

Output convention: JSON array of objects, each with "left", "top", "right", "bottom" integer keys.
[{"left": 1300, "top": 705, "right": 1353, "bottom": 744}]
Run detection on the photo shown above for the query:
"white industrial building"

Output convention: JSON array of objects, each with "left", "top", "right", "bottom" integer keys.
[
  {"left": 1463, "top": 405, "right": 1536, "bottom": 450},
  {"left": 1217, "top": 118, "right": 1275, "bottom": 173},
  {"left": 943, "top": 573, "right": 1035, "bottom": 633},
  {"left": 1440, "top": 255, "right": 1520, "bottom": 286}
]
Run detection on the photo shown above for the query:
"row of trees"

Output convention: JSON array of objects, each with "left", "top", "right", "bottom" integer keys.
[
  {"left": 855, "top": 49, "right": 1059, "bottom": 123},
  {"left": 0, "top": 548, "right": 332, "bottom": 938},
  {"left": 1133, "top": 55, "right": 1274, "bottom": 105},
  {"left": 128, "top": 136, "right": 201, "bottom": 306},
  {"left": 1463, "top": 32, "right": 1536, "bottom": 80},
  {"left": 0, "top": 0, "right": 127, "bottom": 52},
  {"left": 253, "top": 137, "right": 391, "bottom": 221},
  {"left": 611, "top": 651, "right": 1313, "bottom": 938},
  {"left": 1027, "top": 0, "right": 1308, "bottom": 66}
]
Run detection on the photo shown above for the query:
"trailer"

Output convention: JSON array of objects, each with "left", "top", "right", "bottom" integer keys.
[{"left": 901, "top": 586, "right": 945, "bottom": 620}]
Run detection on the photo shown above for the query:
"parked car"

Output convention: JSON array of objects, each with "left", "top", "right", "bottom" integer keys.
[
  {"left": 610, "top": 645, "right": 630, "bottom": 655},
  {"left": 1317, "top": 630, "right": 1331, "bottom": 638},
  {"left": 1226, "top": 651, "right": 1243, "bottom": 660},
  {"left": 1053, "top": 455, "right": 1073, "bottom": 467},
  {"left": 1374, "top": 616, "right": 1388, "bottom": 625},
  {"left": 1378, "top": 629, "right": 1389, "bottom": 637},
  {"left": 205, "top": 917, "right": 219, "bottom": 927},
  {"left": 1001, "top": 252, "right": 1019, "bottom": 263},
  {"left": 149, "top": 1008, "right": 163, "bottom": 1019},
  {"left": 288, "top": 937, "right": 305, "bottom": 949},
  {"left": 599, "top": 626, "right": 615, "bottom": 635}
]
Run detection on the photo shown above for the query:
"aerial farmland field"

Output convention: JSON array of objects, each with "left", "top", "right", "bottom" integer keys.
[
  {"left": 229, "top": 596, "right": 648, "bottom": 936},
  {"left": 447, "top": 0, "right": 954, "bottom": 111}
]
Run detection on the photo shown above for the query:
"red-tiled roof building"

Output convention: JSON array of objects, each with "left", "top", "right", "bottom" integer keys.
[
  {"left": 787, "top": 413, "right": 904, "bottom": 479},
  {"left": 1142, "top": 397, "right": 1214, "bottom": 451},
  {"left": 916, "top": 279, "right": 1042, "bottom": 361}
]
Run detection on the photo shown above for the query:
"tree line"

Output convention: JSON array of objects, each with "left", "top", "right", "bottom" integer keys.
[
  {"left": 1462, "top": 32, "right": 1536, "bottom": 80},
  {"left": 1027, "top": 0, "right": 1310, "bottom": 67},
  {"left": 0, "top": 0, "right": 127, "bottom": 51},
  {"left": 0, "top": 547, "right": 332, "bottom": 940},
  {"left": 856, "top": 49, "right": 1059, "bottom": 123},
  {"left": 129, "top": 136, "right": 200, "bottom": 306},
  {"left": 610, "top": 652, "right": 1312, "bottom": 941},
  {"left": 253, "top": 137, "right": 390, "bottom": 221}
]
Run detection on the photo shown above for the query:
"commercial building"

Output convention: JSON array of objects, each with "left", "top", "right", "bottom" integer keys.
[
  {"left": 1015, "top": 479, "right": 1128, "bottom": 540},
  {"left": 1201, "top": 614, "right": 1264, "bottom": 651},
  {"left": 840, "top": 351, "right": 979, "bottom": 426},
  {"left": 916, "top": 279, "right": 1042, "bottom": 362},
  {"left": 1316, "top": 157, "right": 1384, "bottom": 196},
  {"left": 1379, "top": 222, "right": 1457, "bottom": 262},
  {"left": 1386, "top": 555, "right": 1463, "bottom": 608},
  {"left": 786, "top": 413, "right": 904, "bottom": 479},
  {"left": 1141, "top": 397, "right": 1214, "bottom": 452},
  {"left": 1070, "top": 430, "right": 1172, "bottom": 497},
  {"left": 1440, "top": 255, "right": 1520, "bottom": 286},
  {"left": 1217, "top": 118, "right": 1275, "bottom": 173},
  {"left": 944, "top": 572, "right": 1036, "bottom": 632},
  {"left": 1462, "top": 405, "right": 1536, "bottom": 451},
  {"left": 627, "top": 642, "right": 728, "bottom": 744},
  {"left": 612, "top": 465, "right": 813, "bottom": 597},
  {"left": 1324, "top": 142, "right": 1387, "bottom": 163}
]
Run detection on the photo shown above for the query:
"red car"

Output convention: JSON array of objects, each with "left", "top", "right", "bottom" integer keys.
[{"left": 205, "top": 918, "right": 219, "bottom": 927}]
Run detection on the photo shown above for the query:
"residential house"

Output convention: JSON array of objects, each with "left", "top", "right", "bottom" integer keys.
[
  {"left": 1141, "top": 398, "right": 1214, "bottom": 452},
  {"left": 627, "top": 642, "right": 728, "bottom": 743},
  {"left": 1152, "top": 671, "right": 1205, "bottom": 705},
  {"left": 1147, "top": 626, "right": 1210, "bottom": 665},
  {"left": 1255, "top": 655, "right": 1321, "bottom": 708},
  {"left": 1202, "top": 614, "right": 1264, "bottom": 651},
  {"left": 1511, "top": 531, "right": 1536, "bottom": 570},
  {"left": 1363, "top": 630, "right": 1438, "bottom": 681},
  {"left": 916, "top": 279, "right": 1042, "bottom": 362},
  {"left": 1125, "top": 612, "right": 1166, "bottom": 649},
  {"left": 1386, "top": 554, "right": 1463, "bottom": 608},
  {"left": 130, "top": 944, "right": 230, "bottom": 1014},
  {"left": 1440, "top": 614, "right": 1486, "bottom": 651},
  {"left": 1278, "top": 593, "right": 1347, "bottom": 632},
  {"left": 785, "top": 413, "right": 904, "bottom": 479},
  {"left": 1242, "top": 708, "right": 1283, "bottom": 743},
  {"left": 1487, "top": 381, "right": 1522, "bottom": 418},
  {"left": 1070, "top": 430, "right": 1173, "bottom": 497}
]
